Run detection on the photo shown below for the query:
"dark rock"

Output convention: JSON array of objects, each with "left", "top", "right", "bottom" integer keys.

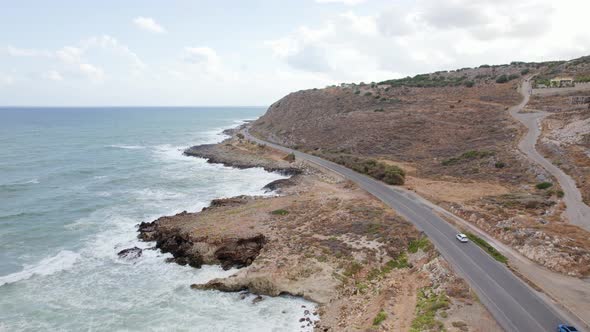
[
  {"left": 215, "top": 235, "right": 266, "bottom": 270},
  {"left": 262, "top": 178, "right": 297, "bottom": 193},
  {"left": 117, "top": 247, "right": 142, "bottom": 260},
  {"left": 252, "top": 295, "right": 264, "bottom": 304}
]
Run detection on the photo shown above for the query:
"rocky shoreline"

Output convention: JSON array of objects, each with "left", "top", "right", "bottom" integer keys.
[
  {"left": 184, "top": 141, "right": 301, "bottom": 176},
  {"left": 132, "top": 130, "right": 501, "bottom": 331}
]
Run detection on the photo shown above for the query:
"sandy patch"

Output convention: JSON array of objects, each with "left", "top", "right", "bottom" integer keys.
[{"left": 405, "top": 176, "right": 510, "bottom": 203}]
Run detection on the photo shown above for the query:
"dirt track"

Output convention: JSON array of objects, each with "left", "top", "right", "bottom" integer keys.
[{"left": 510, "top": 78, "right": 590, "bottom": 231}]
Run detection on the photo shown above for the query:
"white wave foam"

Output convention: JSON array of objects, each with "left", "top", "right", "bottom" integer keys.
[
  {"left": 131, "top": 188, "right": 187, "bottom": 201},
  {"left": 24, "top": 178, "right": 39, "bottom": 184},
  {"left": 152, "top": 144, "right": 189, "bottom": 162},
  {"left": 107, "top": 144, "right": 145, "bottom": 150},
  {"left": 0, "top": 250, "right": 80, "bottom": 287}
]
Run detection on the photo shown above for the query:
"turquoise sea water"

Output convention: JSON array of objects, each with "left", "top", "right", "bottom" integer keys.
[{"left": 0, "top": 107, "right": 315, "bottom": 331}]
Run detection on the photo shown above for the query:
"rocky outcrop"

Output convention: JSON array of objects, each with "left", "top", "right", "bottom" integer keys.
[
  {"left": 117, "top": 247, "right": 142, "bottom": 260},
  {"left": 137, "top": 212, "right": 265, "bottom": 270},
  {"left": 262, "top": 177, "right": 299, "bottom": 193},
  {"left": 184, "top": 142, "right": 300, "bottom": 176},
  {"left": 202, "top": 196, "right": 250, "bottom": 211}
]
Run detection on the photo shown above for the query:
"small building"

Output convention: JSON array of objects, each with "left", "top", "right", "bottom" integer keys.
[{"left": 550, "top": 77, "right": 574, "bottom": 88}]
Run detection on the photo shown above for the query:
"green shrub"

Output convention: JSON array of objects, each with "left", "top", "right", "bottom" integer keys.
[
  {"left": 387, "top": 252, "right": 409, "bottom": 269},
  {"left": 410, "top": 288, "right": 449, "bottom": 332},
  {"left": 322, "top": 154, "right": 406, "bottom": 185},
  {"left": 496, "top": 75, "right": 509, "bottom": 83},
  {"left": 556, "top": 190, "right": 565, "bottom": 198},
  {"left": 373, "top": 310, "right": 387, "bottom": 326},
  {"left": 521, "top": 68, "right": 530, "bottom": 75},
  {"left": 535, "top": 182, "right": 553, "bottom": 190},
  {"left": 364, "top": 92, "right": 373, "bottom": 96},
  {"left": 494, "top": 161, "right": 506, "bottom": 168},
  {"left": 465, "top": 81, "right": 475, "bottom": 88},
  {"left": 374, "top": 108, "right": 384, "bottom": 112},
  {"left": 379, "top": 73, "right": 476, "bottom": 88},
  {"left": 442, "top": 150, "right": 494, "bottom": 166},
  {"left": 508, "top": 74, "right": 520, "bottom": 81},
  {"left": 271, "top": 209, "right": 289, "bottom": 216},
  {"left": 408, "top": 237, "right": 430, "bottom": 253},
  {"left": 465, "top": 232, "right": 507, "bottom": 264},
  {"left": 236, "top": 133, "right": 245, "bottom": 139},
  {"left": 354, "top": 90, "right": 360, "bottom": 94}
]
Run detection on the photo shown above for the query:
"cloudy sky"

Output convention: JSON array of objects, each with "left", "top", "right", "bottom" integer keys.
[{"left": 1, "top": 0, "right": 589, "bottom": 106}]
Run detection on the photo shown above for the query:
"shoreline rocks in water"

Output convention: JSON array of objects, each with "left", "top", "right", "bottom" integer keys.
[
  {"left": 138, "top": 211, "right": 266, "bottom": 270},
  {"left": 117, "top": 247, "right": 143, "bottom": 260},
  {"left": 183, "top": 140, "right": 301, "bottom": 176}
]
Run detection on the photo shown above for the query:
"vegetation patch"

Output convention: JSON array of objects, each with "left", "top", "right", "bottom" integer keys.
[
  {"left": 535, "top": 182, "right": 553, "bottom": 190},
  {"left": 380, "top": 73, "right": 468, "bottom": 88},
  {"left": 283, "top": 152, "right": 295, "bottom": 162},
  {"left": 410, "top": 288, "right": 449, "bottom": 332},
  {"left": 320, "top": 153, "right": 406, "bottom": 185},
  {"left": 465, "top": 232, "right": 508, "bottom": 264},
  {"left": 387, "top": 252, "right": 409, "bottom": 270},
  {"left": 343, "top": 261, "right": 363, "bottom": 277},
  {"left": 373, "top": 310, "right": 387, "bottom": 326},
  {"left": 270, "top": 209, "right": 289, "bottom": 216},
  {"left": 408, "top": 237, "right": 431, "bottom": 253},
  {"left": 442, "top": 150, "right": 495, "bottom": 166}
]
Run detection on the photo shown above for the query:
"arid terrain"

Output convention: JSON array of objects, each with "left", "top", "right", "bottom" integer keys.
[
  {"left": 250, "top": 60, "right": 590, "bottom": 279},
  {"left": 138, "top": 136, "right": 500, "bottom": 331}
]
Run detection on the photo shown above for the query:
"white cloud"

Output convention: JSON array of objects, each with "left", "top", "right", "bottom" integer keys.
[
  {"left": 4, "top": 34, "right": 145, "bottom": 83},
  {"left": 316, "top": 0, "right": 367, "bottom": 5},
  {"left": 56, "top": 46, "right": 83, "bottom": 64},
  {"left": 44, "top": 70, "right": 63, "bottom": 81},
  {"left": 78, "top": 63, "right": 105, "bottom": 81},
  {"left": 5, "top": 45, "right": 52, "bottom": 57},
  {"left": 266, "top": 0, "right": 590, "bottom": 83},
  {"left": 184, "top": 47, "right": 220, "bottom": 66},
  {"left": 81, "top": 35, "right": 145, "bottom": 70},
  {"left": 133, "top": 17, "right": 166, "bottom": 34}
]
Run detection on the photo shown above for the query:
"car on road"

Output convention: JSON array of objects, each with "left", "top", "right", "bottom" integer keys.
[
  {"left": 456, "top": 233, "right": 469, "bottom": 243},
  {"left": 557, "top": 324, "right": 579, "bottom": 332}
]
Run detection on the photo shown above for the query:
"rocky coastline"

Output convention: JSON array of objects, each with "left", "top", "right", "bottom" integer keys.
[{"left": 132, "top": 130, "right": 500, "bottom": 331}]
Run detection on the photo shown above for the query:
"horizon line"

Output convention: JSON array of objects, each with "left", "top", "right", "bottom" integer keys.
[{"left": 0, "top": 105, "right": 269, "bottom": 109}]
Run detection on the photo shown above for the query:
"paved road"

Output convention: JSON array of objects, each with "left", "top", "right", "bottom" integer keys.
[
  {"left": 510, "top": 78, "right": 590, "bottom": 231},
  {"left": 243, "top": 129, "right": 568, "bottom": 332}
]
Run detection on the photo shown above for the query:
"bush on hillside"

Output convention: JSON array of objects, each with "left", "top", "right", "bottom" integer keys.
[
  {"left": 323, "top": 154, "right": 406, "bottom": 185},
  {"left": 496, "top": 75, "right": 509, "bottom": 83}
]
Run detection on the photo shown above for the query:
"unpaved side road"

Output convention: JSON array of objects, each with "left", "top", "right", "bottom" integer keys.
[{"left": 510, "top": 78, "right": 590, "bottom": 232}]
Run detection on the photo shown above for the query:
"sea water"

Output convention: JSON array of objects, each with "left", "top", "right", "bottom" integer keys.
[{"left": 0, "top": 107, "right": 316, "bottom": 331}]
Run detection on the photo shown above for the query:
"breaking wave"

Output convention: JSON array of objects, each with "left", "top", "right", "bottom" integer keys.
[{"left": 0, "top": 250, "right": 80, "bottom": 287}]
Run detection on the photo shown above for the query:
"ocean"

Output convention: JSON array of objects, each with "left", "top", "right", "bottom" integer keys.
[{"left": 0, "top": 107, "right": 316, "bottom": 331}]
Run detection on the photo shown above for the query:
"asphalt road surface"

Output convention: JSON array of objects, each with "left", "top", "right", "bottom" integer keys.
[{"left": 243, "top": 129, "right": 568, "bottom": 332}]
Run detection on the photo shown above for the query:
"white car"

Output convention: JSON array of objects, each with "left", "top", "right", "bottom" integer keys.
[{"left": 456, "top": 233, "right": 469, "bottom": 243}]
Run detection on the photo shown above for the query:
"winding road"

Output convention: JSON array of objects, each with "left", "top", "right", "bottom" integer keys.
[
  {"left": 510, "top": 78, "right": 590, "bottom": 231},
  {"left": 243, "top": 128, "right": 570, "bottom": 331}
]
